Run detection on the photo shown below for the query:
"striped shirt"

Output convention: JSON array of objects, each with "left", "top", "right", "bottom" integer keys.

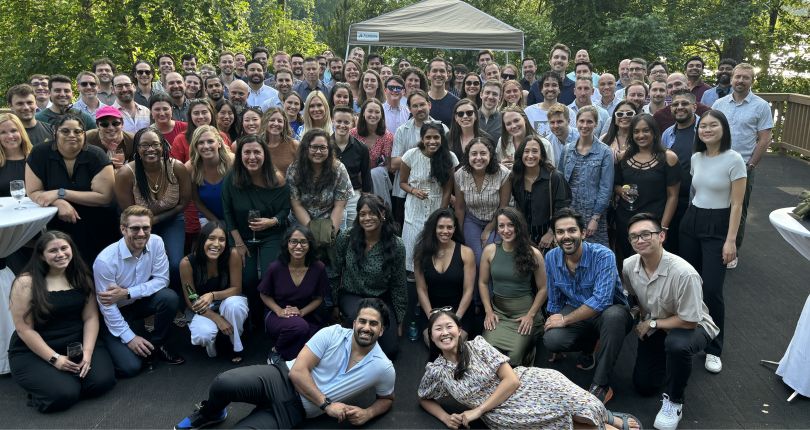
[
  {"left": 545, "top": 241, "right": 627, "bottom": 313},
  {"left": 454, "top": 165, "right": 510, "bottom": 221}
]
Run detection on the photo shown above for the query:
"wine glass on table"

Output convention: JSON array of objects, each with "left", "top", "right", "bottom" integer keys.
[
  {"left": 9, "top": 180, "right": 26, "bottom": 210},
  {"left": 66, "top": 342, "right": 83, "bottom": 369},
  {"left": 246, "top": 209, "right": 262, "bottom": 246}
]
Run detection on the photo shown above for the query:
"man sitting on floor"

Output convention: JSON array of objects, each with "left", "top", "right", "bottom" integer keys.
[{"left": 175, "top": 298, "right": 396, "bottom": 429}]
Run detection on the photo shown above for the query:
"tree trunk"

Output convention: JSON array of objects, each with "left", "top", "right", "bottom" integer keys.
[{"left": 721, "top": 36, "right": 746, "bottom": 63}]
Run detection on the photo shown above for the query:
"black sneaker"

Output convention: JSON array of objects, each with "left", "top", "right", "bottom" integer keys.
[
  {"left": 157, "top": 346, "right": 186, "bottom": 365},
  {"left": 576, "top": 353, "right": 595, "bottom": 370},
  {"left": 175, "top": 402, "right": 227, "bottom": 430},
  {"left": 266, "top": 348, "right": 282, "bottom": 365}
]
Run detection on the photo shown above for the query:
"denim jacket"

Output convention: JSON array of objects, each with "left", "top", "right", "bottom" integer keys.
[{"left": 559, "top": 138, "right": 614, "bottom": 215}]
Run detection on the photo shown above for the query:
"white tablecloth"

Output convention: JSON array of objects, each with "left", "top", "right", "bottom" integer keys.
[
  {"left": 777, "top": 295, "right": 810, "bottom": 397},
  {"left": 0, "top": 196, "right": 58, "bottom": 374},
  {"left": 769, "top": 207, "right": 810, "bottom": 260}
]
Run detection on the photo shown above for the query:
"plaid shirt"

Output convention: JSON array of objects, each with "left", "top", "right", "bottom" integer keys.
[{"left": 545, "top": 241, "right": 627, "bottom": 314}]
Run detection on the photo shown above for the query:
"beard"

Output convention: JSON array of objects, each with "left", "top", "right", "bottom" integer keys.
[{"left": 717, "top": 73, "right": 731, "bottom": 85}]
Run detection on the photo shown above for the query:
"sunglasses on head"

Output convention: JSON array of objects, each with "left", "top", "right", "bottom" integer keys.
[{"left": 429, "top": 306, "right": 453, "bottom": 316}]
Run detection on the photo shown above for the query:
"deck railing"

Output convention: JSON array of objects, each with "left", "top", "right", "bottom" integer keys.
[{"left": 759, "top": 93, "right": 810, "bottom": 158}]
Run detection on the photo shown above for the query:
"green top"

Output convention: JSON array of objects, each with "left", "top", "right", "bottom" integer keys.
[
  {"left": 221, "top": 171, "right": 291, "bottom": 245},
  {"left": 490, "top": 243, "right": 533, "bottom": 298},
  {"left": 334, "top": 228, "right": 408, "bottom": 322}
]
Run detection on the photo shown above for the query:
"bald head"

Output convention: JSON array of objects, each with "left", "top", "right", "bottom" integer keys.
[
  {"left": 666, "top": 72, "right": 688, "bottom": 95},
  {"left": 598, "top": 73, "right": 617, "bottom": 99},
  {"left": 229, "top": 79, "right": 249, "bottom": 106}
]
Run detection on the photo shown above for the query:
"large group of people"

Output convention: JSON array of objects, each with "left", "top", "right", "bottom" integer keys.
[{"left": 0, "top": 42, "right": 773, "bottom": 430}]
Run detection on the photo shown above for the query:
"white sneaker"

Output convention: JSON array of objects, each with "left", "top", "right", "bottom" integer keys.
[
  {"left": 654, "top": 394, "right": 683, "bottom": 430},
  {"left": 705, "top": 354, "right": 722, "bottom": 373},
  {"left": 726, "top": 257, "right": 738, "bottom": 269}
]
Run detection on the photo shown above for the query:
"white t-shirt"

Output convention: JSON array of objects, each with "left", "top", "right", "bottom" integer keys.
[{"left": 690, "top": 150, "right": 747, "bottom": 209}]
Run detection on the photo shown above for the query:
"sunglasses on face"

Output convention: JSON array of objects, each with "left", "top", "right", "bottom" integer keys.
[
  {"left": 98, "top": 120, "right": 123, "bottom": 128},
  {"left": 501, "top": 74, "right": 516, "bottom": 80},
  {"left": 465, "top": 80, "right": 481, "bottom": 86},
  {"left": 614, "top": 111, "right": 634, "bottom": 118},
  {"left": 455, "top": 110, "right": 475, "bottom": 118},
  {"left": 79, "top": 81, "right": 97, "bottom": 87},
  {"left": 135, "top": 70, "right": 153, "bottom": 75},
  {"left": 386, "top": 85, "right": 403, "bottom": 92}
]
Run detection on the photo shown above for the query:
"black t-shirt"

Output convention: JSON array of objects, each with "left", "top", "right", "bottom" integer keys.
[
  {"left": 334, "top": 136, "right": 372, "bottom": 192},
  {"left": 25, "top": 121, "right": 54, "bottom": 146},
  {"left": 671, "top": 126, "right": 696, "bottom": 199},
  {"left": 429, "top": 92, "right": 460, "bottom": 129},
  {"left": 0, "top": 159, "right": 26, "bottom": 197},
  {"left": 27, "top": 143, "right": 111, "bottom": 193}
]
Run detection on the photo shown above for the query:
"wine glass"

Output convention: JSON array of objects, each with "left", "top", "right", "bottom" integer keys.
[
  {"left": 66, "top": 342, "right": 83, "bottom": 365},
  {"left": 111, "top": 148, "right": 126, "bottom": 168},
  {"left": 246, "top": 209, "right": 261, "bottom": 245},
  {"left": 9, "top": 180, "right": 26, "bottom": 210},
  {"left": 625, "top": 184, "right": 639, "bottom": 211}
]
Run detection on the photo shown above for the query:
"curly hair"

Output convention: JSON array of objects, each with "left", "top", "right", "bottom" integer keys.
[
  {"left": 414, "top": 208, "right": 464, "bottom": 272},
  {"left": 132, "top": 126, "right": 176, "bottom": 203},
  {"left": 292, "top": 129, "right": 337, "bottom": 196}
]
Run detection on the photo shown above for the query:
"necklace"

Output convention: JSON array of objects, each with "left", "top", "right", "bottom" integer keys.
[{"left": 145, "top": 167, "right": 164, "bottom": 196}]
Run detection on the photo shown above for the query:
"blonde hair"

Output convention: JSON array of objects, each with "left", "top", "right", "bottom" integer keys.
[
  {"left": 499, "top": 80, "right": 526, "bottom": 109},
  {"left": 0, "top": 113, "right": 33, "bottom": 167},
  {"left": 260, "top": 107, "right": 294, "bottom": 144},
  {"left": 302, "top": 90, "right": 333, "bottom": 136},
  {"left": 188, "top": 125, "right": 233, "bottom": 186}
]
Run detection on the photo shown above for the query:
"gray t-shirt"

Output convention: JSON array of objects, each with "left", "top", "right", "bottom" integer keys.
[{"left": 690, "top": 150, "right": 746, "bottom": 209}]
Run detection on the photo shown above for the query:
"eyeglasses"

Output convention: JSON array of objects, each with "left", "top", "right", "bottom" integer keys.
[
  {"left": 135, "top": 70, "right": 153, "bottom": 75},
  {"left": 501, "top": 74, "right": 516, "bottom": 80},
  {"left": 455, "top": 110, "right": 475, "bottom": 118},
  {"left": 79, "top": 81, "right": 97, "bottom": 88},
  {"left": 308, "top": 145, "right": 329, "bottom": 153},
  {"left": 98, "top": 120, "right": 122, "bottom": 128},
  {"left": 58, "top": 128, "right": 84, "bottom": 136},
  {"left": 614, "top": 111, "right": 635, "bottom": 118},
  {"left": 670, "top": 101, "right": 692, "bottom": 108},
  {"left": 464, "top": 80, "right": 481, "bottom": 87},
  {"left": 126, "top": 225, "right": 151, "bottom": 233},
  {"left": 628, "top": 230, "right": 661, "bottom": 243},
  {"left": 114, "top": 83, "right": 133, "bottom": 89},
  {"left": 138, "top": 143, "right": 162, "bottom": 150},
  {"left": 429, "top": 306, "right": 453, "bottom": 316},
  {"left": 288, "top": 239, "right": 309, "bottom": 247},
  {"left": 31, "top": 82, "right": 48, "bottom": 87},
  {"left": 386, "top": 85, "right": 403, "bottom": 92}
]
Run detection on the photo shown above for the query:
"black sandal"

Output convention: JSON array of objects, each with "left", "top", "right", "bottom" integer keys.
[{"left": 606, "top": 410, "right": 642, "bottom": 430}]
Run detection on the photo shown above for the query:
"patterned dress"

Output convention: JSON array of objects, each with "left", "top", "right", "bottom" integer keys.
[{"left": 418, "top": 336, "right": 608, "bottom": 430}]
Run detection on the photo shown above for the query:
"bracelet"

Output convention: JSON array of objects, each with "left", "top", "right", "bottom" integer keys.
[
  {"left": 561, "top": 314, "right": 566, "bottom": 326},
  {"left": 661, "top": 226, "right": 669, "bottom": 231},
  {"left": 209, "top": 292, "right": 216, "bottom": 301}
]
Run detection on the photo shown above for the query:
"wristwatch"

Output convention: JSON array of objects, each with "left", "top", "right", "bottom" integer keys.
[
  {"left": 57, "top": 188, "right": 66, "bottom": 199},
  {"left": 649, "top": 319, "right": 657, "bottom": 329},
  {"left": 49, "top": 353, "right": 60, "bottom": 365},
  {"left": 319, "top": 397, "right": 333, "bottom": 410}
]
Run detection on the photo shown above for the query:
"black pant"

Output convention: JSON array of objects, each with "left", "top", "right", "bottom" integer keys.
[
  {"left": 200, "top": 364, "right": 305, "bottom": 429},
  {"left": 543, "top": 304, "right": 632, "bottom": 386},
  {"left": 679, "top": 206, "right": 728, "bottom": 356},
  {"left": 633, "top": 327, "right": 711, "bottom": 404},
  {"left": 104, "top": 288, "right": 180, "bottom": 377},
  {"left": 339, "top": 293, "right": 399, "bottom": 360}
]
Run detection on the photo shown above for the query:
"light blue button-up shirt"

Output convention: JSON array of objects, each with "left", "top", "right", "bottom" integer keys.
[
  {"left": 712, "top": 91, "right": 773, "bottom": 162},
  {"left": 288, "top": 325, "right": 395, "bottom": 418},
  {"left": 545, "top": 241, "right": 626, "bottom": 313},
  {"left": 93, "top": 235, "right": 170, "bottom": 343}
]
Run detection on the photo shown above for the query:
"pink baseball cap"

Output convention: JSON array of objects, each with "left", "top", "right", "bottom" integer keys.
[{"left": 95, "top": 106, "right": 123, "bottom": 120}]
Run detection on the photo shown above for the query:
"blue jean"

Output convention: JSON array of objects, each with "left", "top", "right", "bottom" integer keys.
[
  {"left": 152, "top": 213, "right": 185, "bottom": 289},
  {"left": 464, "top": 212, "right": 498, "bottom": 305}
]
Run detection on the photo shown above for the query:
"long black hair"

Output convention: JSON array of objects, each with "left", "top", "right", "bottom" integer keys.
[
  {"left": 293, "top": 129, "right": 337, "bottom": 195},
  {"left": 511, "top": 135, "right": 555, "bottom": 192},
  {"left": 622, "top": 113, "right": 664, "bottom": 162},
  {"left": 188, "top": 221, "right": 230, "bottom": 292},
  {"left": 348, "top": 194, "right": 398, "bottom": 269},
  {"left": 695, "top": 109, "right": 732, "bottom": 153},
  {"left": 17, "top": 231, "right": 94, "bottom": 326},
  {"left": 328, "top": 82, "right": 354, "bottom": 112},
  {"left": 448, "top": 98, "right": 483, "bottom": 160},
  {"left": 132, "top": 126, "right": 175, "bottom": 203},
  {"left": 418, "top": 122, "right": 454, "bottom": 186},
  {"left": 231, "top": 134, "right": 279, "bottom": 189},
  {"left": 215, "top": 98, "right": 239, "bottom": 142},
  {"left": 495, "top": 207, "right": 538, "bottom": 276},
  {"left": 603, "top": 100, "right": 639, "bottom": 144},
  {"left": 414, "top": 208, "right": 464, "bottom": 272},
  {"left": 427, "top": 310, "right": 470, "bottom": 380}
]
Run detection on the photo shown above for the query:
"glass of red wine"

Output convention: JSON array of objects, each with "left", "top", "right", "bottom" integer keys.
[{"left": 67, "top": 342, "right": 83, "bottom": 367}]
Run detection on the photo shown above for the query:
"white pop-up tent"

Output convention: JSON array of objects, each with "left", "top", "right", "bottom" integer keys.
[{"left": 346, "top": 0, "right": 524, "bottom": 57}]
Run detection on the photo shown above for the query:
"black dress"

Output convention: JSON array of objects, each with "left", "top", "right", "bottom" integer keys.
[
  {"left": 423, "top": 243, "right": 472, "bottom": 330},
  {"left": 9, "top": 289, "right": 115, "bottom": 413},
  {"left": 614, "top": 153, "right": 681, "bottom": 257}
]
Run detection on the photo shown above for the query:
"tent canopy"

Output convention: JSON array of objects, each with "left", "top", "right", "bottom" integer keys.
[{"left": 347, "top": 0, "right": 524, "bottom": 53}]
